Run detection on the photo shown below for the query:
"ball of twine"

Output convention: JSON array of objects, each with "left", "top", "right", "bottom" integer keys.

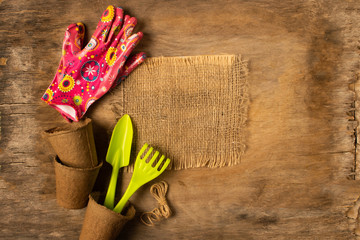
[{"left": 140, "top": 181, "right": 172, "bottom": 226}]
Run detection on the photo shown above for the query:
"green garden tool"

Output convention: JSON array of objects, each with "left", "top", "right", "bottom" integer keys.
[
  {"left": 104, "top": 114, "right": 133, "bottom": 209},
  {"left": 113, "top": 143, "right": 171, "bottom": 213}
]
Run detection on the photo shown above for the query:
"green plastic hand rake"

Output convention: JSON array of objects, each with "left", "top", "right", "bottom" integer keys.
[{"left": 113, "top": 143, "right": 171, "bottom": 213}]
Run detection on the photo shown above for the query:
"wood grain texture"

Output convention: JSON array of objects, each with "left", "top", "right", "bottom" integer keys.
[{"left": 0, "top": 0, "right": 359, "bottom": 239}]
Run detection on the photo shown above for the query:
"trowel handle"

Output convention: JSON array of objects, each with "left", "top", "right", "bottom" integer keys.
[{"left": 104, "top": 167, "right": 119, "bottom": 209}]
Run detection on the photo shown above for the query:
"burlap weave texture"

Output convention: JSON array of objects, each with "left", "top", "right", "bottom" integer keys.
[{"left": 116, "top": 55, "right": 249, "bottom": 170}]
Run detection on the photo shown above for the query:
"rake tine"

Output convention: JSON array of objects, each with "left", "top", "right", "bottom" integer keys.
[
  {"left": 154, "top": 155, "right": 166, "bottom": 170},
  {"left": 142, "top": 147, "right": 153, "bottom": 161},
  {"left": 138, "top": 143, "right": 148, "bottom": 159},
  {"left": 162, "top": 158, "right": 171, "bottom": 170},
  {"left": 148, "top": 151, "right": 160, "bottom": 166}
]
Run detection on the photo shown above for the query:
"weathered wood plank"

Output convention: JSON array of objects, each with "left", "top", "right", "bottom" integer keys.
[{"left": 0, "top": 0, "right": 359, "bottom": 239}]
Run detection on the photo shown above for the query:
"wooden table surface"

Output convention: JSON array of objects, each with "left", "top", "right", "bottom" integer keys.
[{"left": 1, "top": 0, "right": 360, "bottom": 239}]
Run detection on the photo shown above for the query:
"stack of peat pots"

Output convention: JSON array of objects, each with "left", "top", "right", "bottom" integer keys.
[{"left": 43, "top": 118, "right": 135, "bottom": 240}]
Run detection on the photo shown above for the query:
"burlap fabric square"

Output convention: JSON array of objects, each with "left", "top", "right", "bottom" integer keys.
[{"left": 110, "top": 55, "right": 249, "bottom": 170}]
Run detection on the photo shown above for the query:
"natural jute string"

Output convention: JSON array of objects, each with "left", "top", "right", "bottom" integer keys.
[{"left": 140, "top": 181, "right": 172, "bottom": 226}]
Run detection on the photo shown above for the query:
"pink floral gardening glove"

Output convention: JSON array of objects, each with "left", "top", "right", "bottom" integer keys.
[{"left": 42, "top": 6, "right": 146, "bottom": 122}]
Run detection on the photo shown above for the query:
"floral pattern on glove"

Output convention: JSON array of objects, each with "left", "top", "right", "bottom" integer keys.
[{"left": 81, "top": 61, "right": 100, "bottom": 81}]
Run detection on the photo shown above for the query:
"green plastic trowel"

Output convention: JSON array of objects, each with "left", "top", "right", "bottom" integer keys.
[{"left": 104, "top": 114, "right": 133, "bottom": 209}]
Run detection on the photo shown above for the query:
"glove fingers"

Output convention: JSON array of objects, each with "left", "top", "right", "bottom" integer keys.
[
  {"left": 92, "top": 5, "right": 116, "bottom": 42},
  {"left": 105, "top": 7, "right": 124, "bottom": 45},
  {"left": 123, "top": 15, "right": 137, "bottom": 38},
  {"left": 117, "top": 32, "right": 143, "bottom": 63},
  {"left": 123, "top": 52, "right": 147, "bottom": 76},
  {"left": 110, "top": 15, "right": 137, "bottom": 49},
  {"left": 100, "top": 46, "right": 144, "bottom": 93},
  {"left": 62, "top": 23, "right": 85, "bottom": 56},
  {"left": 112, "top": 52, "right": 146, "bottom": 88},
  {"left": 104, "top": 31, "right": 142, "bottom": 69}
]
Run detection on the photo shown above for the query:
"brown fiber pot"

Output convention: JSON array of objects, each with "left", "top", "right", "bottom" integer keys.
[
  {"left": 44, "top": 118, "right": 98, "bottom": 168},
  {"left": 79, "top": 193, "right": 136, "bottom": 240},
  {"left": 53, "top": 156, "right": 103, "bottom": 209}
]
